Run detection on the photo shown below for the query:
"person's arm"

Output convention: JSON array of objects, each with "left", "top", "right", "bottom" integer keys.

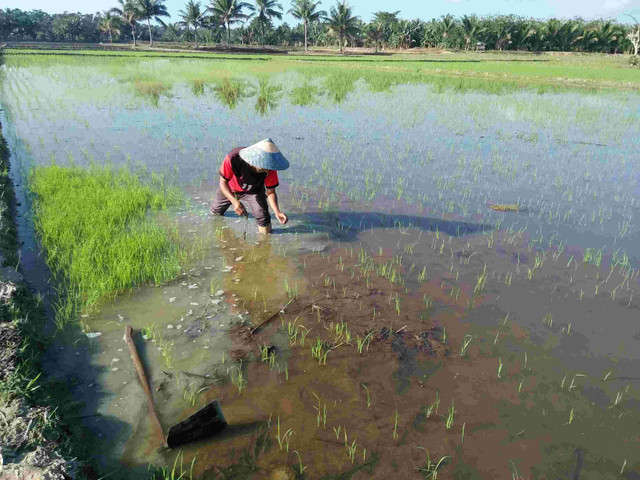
[
  {"left": 266, "top": 188, "right": 287, "bottom": 225},
  {"left": 219, "top": 176, "right": 246, "bottom": 216}
]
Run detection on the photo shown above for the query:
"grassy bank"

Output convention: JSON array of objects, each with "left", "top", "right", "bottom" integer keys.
[
  {"left": 0, "top": 120, "right": 79, "bottom": 478},
  {"left": 29, "top": 163, "right": 184, "bottom": 327}
]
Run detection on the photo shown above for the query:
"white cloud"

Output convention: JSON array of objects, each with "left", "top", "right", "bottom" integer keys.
[{"left": 602, "top": 0, "right": 632, "bottom": 11}]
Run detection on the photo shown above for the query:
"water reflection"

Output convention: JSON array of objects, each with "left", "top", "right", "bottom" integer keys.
[
  {"left": 133, "top": 80, "right": 169, "bottom": 107},
  {"left": 325, "top": 73, "right": 357, "bottom": 103},
  {"left": 190, "top": 79, "right": 208, "bottom": 97},
  {"left": 254, "top": 77, "right": 281, "bottom": 116},
  {"left": 213, "top": 78, "right": 246, "bottom": 109},
  {"left": 290, "top": 82, "right": 320, "bottom": 106}
]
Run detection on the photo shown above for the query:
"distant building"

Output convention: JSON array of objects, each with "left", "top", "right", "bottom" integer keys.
[{"left": 476, "top": 42, "right": 486, "bottom": 52}]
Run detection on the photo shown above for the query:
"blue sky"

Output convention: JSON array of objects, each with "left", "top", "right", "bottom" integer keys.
[{"left": 4, "top": 0, "right": 640, "bottom": 24}]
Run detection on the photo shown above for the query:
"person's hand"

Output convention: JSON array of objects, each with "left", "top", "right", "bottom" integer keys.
[
  {"left": 276, "top": 212, "right": 288, "bottom": 225},
  {"left": 233, "top": 201, "right": 247, "bottom": 217}
]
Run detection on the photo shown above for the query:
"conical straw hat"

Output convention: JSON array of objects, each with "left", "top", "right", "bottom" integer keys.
[{"left": 239, "top": 138, "right": 290, "bottom": 171}]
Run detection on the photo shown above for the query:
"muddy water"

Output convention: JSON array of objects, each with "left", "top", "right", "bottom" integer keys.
[
  {"left": 173, "top": 224, "right": 639, "bottom": 479},
  {"left": 10, "top": 180, "right": 640, "bottom": 478},
  {"left": 1, "top": 60, "right": 639, "bottom": 478}
]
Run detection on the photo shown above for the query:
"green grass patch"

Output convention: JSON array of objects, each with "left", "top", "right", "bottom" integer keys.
[
  {"left": 29, "top": 163, "right": 183, "bottom": 326},
  {"left": 0, "top": 122, "right": 19, "bottom": 266}
]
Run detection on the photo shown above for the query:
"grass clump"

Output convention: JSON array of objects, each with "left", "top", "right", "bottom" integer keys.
[{"left": 29, "top": 163, "right": 182, "bottom": 326}]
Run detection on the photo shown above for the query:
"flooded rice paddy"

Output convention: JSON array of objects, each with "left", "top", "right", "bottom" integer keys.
[{"left": 1, "top": 54, "right": 639, "bottom": 478}]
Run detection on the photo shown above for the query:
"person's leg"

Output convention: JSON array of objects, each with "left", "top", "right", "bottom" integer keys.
[
  {"left": 210, "top": 188, "right": 232, "bottom": 216},
  {"left": 244, "top": 190, "right": 272, "bottom": 234}
]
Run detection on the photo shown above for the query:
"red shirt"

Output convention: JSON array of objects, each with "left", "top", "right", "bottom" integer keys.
[{"left": 219, "top": 147, "right": 279, "bottom": 193}]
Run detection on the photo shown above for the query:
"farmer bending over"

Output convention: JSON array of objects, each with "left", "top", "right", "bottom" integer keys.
[{"left": 211, "top": 138, "right": 289, "bottom": 234}]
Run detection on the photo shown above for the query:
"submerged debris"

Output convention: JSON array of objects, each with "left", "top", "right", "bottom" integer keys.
[{"left": 489, "top": 204, "right": 520, "bottom": 212}]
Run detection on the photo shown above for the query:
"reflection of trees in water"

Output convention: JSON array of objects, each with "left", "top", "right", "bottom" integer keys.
[
  {"left": 133, "top": 80, "right": 169, "bottom": 106},
  {"left": 190, "top": 78, "right": 208, "bottom": 96},
  {"left": 291, "top": 82, "right": 320, "bottom": 106},
  {"left": 324, "top": 73, "right": 356, "bottom": 103},
  {"left": 213, "top": 77, "right": 246, "bottom": 109},
  {"left": 254, "top": 77, "right": 282, "bottom": 115}
]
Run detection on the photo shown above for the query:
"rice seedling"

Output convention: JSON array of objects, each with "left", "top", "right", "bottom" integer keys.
[
  {"left": 231, "top": 365, "right": 247, "bottom": 394},
  {"left": 425, "top": 391, "right": 440, "bottom": 418},
  {"left": 330, "top": 319, "right": 351, "bottom": 345},
  {"left": 568, "top": 374, "right": 586, "bottom": 391},
  {"left": 583, "top": 247, "right": 604, "bottom": 267},
  {"left": 293, "top": 451, "right": 307, "bottom": 475},
  {"left": 148, "top": 451, "right": 196, "bottom": 480},
  {"left": 312, "top": 392, "right": 327, "bottom": 429},
  {"left": 497, "top": 357, "right": 504, "bottom": 378},
  {"left": 346, "top": 438, "right": 358, "bottom": 464},
  {"left": 418, "top": 266, "right": 427, "bottom": 282},
  {"left": 509, "top": 460, "right": 524, "bottom": 480},
  {"left": 445, "top": 400, "right": 456, "bottom": 430},
  {"left": 183, "top": 382, "right": 208, "bottom": 407},
  {"left": 275, "top": 416, "right": 293, "bottom": 452},
  {"left": 460, "top": 335, "right": 475, "bottom": 357},
  {"left": 361, "top": 384, "right": 371, "bottom": 407},
  {"left": 474, "top": 264, "right": 487, "bottom": 294},
  {"left": 356, "top": 332, "right": 374, "bottom": 354},
  {"left": 160, "top": 341, "right": 174, "bottom": 369},
  {"left": 310, "top": 337, "right": 330, "bottom": 365},
  {"left": 423, "top": 295, "right": 433, "bottom": 309},
  {"left": 461, "top": 422, "right": 466, "bottom": 444},
  {"left": 415, "top": 448, "right": 449, "bottom": 479},
  {"left": 542, "top": 313, "right": 553, "bottom": 328},
  {"left": 392, "top": 409, "right": 399, "bottom": 440},
  {"left": 518, "top": 376, "right": 527, "bottom": 393},
  {"left": 283, "top": 276, "right": 298, "bottom": 299}
]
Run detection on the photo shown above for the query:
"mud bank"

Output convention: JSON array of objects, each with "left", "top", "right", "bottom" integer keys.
[{"left": 0, "top": 120, "right": 81, "bottom": 479}]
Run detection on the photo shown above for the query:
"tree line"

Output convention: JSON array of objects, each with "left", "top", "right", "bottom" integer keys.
[{"left": 1, "top": 0, "right": 639, "bottom": 54}]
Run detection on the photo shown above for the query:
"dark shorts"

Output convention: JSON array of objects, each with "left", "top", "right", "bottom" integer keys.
[{"left": 210, "top": 188, "right": 271, "bottom": 227}]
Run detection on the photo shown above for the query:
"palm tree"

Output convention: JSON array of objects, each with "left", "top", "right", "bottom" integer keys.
[
  {"left": 289, "top": 0, "right": 326, "bottom": 52},
  {"left": 248, "top": 0, "right": 283, "bottom": 45},
  {"left": 366, "top": 21, "right": 384, "bottom": 53},
  {"left": 440, "top": 14, "right": 456, "bottom": 46},
  {"left": 98, "top": 11, "right": 121, "bottom": 43},
  {"left": 327, "top": 1, "right": 358, "bottom": 52},
  {"left": 511, "top": 21, "right": 535, "bottom": 50},
  {"left": 179, "top": 0, "right": 205, "bottom": 46},
  {"left": 207, "top": 0, "right": 252, "bottom": 44},
  {"left": 135, "top": 0, "right": 171, "bottom": 46},
  {"left": 592, "top": 21, "right": 625, "bottom": 53},
  {"left": 163, "top": 22, "right": 185, "bottom": 41},
  {"left": 110, "top": 0, "right": 139, "bottom": 46},
  {"left": 461, "top": 15, "right": 482, "bottom": 51}
]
